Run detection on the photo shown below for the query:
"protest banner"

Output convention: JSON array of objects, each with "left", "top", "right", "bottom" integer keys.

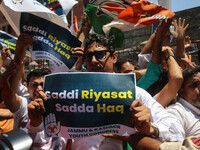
[
  {"left": 0, "top": 0, "right": 82, "bottom": 71},
  {"left": 0, "top": 30, "right": 17, "bottom": 54},
  {"left": 20, "top": 12, "right": 81, "bottom": 71},
  {"left": 43, "top": 72, "right": 136, "bottom": 139},
  {"left": 0, "top": 0, "right": 68, "bottom": 35}
]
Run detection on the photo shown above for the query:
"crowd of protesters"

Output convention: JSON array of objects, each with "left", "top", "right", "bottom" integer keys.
[{"left": 0, "top": 6, "right": 200, "bottom": 150}]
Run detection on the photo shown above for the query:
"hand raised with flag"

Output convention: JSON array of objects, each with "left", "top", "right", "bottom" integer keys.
[{"left": 155, "top": 19, "right": 172, "bottom": 42}]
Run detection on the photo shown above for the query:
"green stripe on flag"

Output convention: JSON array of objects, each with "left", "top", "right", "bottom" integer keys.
[{"left": 85, "top": 4, "right": 124, "bottom": 48}]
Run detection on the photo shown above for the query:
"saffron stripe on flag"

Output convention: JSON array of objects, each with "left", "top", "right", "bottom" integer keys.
[{"left": 192, "top": 138, "right": 200, "bottom": 146}]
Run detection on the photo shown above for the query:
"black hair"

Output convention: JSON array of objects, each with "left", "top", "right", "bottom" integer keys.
[
  {"left": 27, "top": 68, "right": 50, "bottom": 86},
  {"left": 114, "top": 54, "right": 136, "bottom": 72},
  {"left": 84, "top": 34, "right": 115, "bottom": 54},
  {"left": 181, "top": 66, "right": 200, "bottom": 87}
]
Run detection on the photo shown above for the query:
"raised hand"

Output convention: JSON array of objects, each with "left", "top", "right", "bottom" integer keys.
[
  {"left": 15, "top": 33, "right": 33, "bottom": 63},
  {"left": 72, "top": 47, "right": 85, "bottom": 71},
  {"left": 28, "top": 91, "right": 46, "bottom": 127},
  {"left": 172, "top": 18, "right": 189, "bottom": 41}
]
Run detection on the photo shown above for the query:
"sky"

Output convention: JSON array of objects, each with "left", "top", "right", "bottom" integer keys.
[{"left": 149, "top": 0, "right": 200, "bottom": 12}]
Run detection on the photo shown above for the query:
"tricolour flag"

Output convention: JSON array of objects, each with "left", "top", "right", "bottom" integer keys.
[
  {"left": 69, "top": 16, "right": 78, "bottom": 37},
  {"left": 85, "top": 0, "right": 175, "bottom": 48},
  {"left": 102, "top": 0, "right": 175, "bottom": 35},
  {"left": 84, "top": 3, "right": 125, "bottom": 48}
]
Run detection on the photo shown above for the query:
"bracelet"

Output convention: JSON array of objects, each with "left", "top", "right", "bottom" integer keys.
[{"left": 165, "top": 54, "right": 175, "bottom": 64}]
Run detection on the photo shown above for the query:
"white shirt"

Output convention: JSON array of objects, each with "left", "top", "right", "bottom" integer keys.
[
  {"left": 71, "top": 86, "right": 184, "bottom": 150},
  {"left": 16, "top": 80, "right": 29, "bottom": 99},
  {"left": 138, "top": 53, "right": 152, "bottom": 69},
  {"left": 166, "top": 97, "right": 200, "bottom": 138}
]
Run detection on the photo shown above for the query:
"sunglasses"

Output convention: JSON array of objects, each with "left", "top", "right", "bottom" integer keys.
[
  {"left": 84, "top": 50, "right": 112, "bottom": 62},
  {"left": 30, "top": 82, "right": 43, "bottom": 88}
]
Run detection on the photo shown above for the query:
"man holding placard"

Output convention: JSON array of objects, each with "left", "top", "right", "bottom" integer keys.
[{"left": 63, "top": 33, "right": 184, "bottom": 149}]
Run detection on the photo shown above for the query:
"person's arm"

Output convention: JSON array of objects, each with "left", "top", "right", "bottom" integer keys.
[
  {"left": 76, "top": 13, "right": 92, "bottom": 45},
  {"left": 140, "top": 32, "right": 156, "bottom": 55},
  {"left": 72, "top": 13, "right": 92, "bottom": 71},
  {"left": 10, "top": 33, "right": 33, "bottom": 92},
  {"left": 152, "top": 19, "right": 172, "bottom": 64},
  {"left": 141, "top": 19, "right": 171, "bottom": 56},
  {"left": 0, "top": 56, "right": 3, "bottom": 69},
  {"left": 137, "top": 87, "right": 185, "bottom": 141},
  {"left": 156, "top": 46, "right": 183, "bottom": 107},
  {"left": 173, "top": 19, "right": 196, "bottom": 69},
  {"left": 173, "top": 18, "right": 189, "bottom": 59},
  {"left": 128, "top": 135, "right": 161, "bottom": 150},
  {"left": 137, "top": 19, "right": 172, "bottom": 90},
  {"left": 0, "top": 34, "right": 32, "bottom": 112},
  {"left": 0, "top": 108, "right": 13, "bottom": 119},
  {"left": 175, "top": 57, "right": 197, "bottom": 70},
  {"left": 0, "top": 61, "right": 22, "bottom": 112}
]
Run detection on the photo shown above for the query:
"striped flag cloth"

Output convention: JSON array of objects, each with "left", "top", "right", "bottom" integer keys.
[
  {"left": 69, "top": 16, "right": 79, "bottom": 36},
  {"left": 192, "top": 137, "right": 200, "bottom": 148},
  {"left": 102, "top": 0, "right": 175, "bottom": 35},
  {"left": 85, "top": 0, "right": 175, "bottom": 48}
]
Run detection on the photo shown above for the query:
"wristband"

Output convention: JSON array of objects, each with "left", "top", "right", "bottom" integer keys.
[{"left": 165, "top": 54, "right": 175, "bottom": 64}]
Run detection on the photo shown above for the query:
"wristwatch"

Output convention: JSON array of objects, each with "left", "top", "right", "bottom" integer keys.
[{"left": 150, "top": 123, "right": 159, "bottom": 138}]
